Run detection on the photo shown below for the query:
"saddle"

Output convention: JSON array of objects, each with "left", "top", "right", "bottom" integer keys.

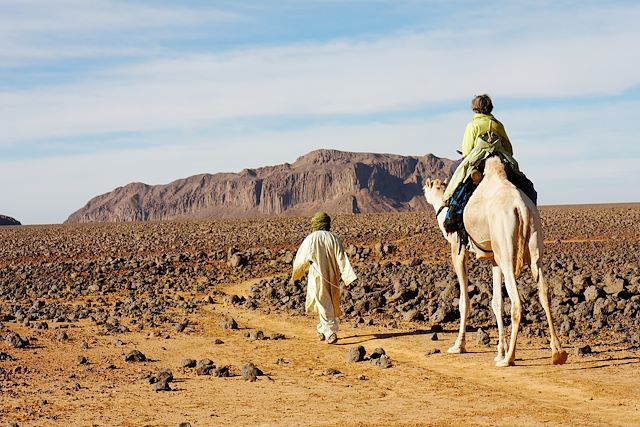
[
  {"left": 443, "top": 155, "right": 538, "bottom": 248},
  {"left": 442, "top": 177, "right": 474, "bottom": 246}
]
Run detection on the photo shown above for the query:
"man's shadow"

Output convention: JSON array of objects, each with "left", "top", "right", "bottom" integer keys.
[{"left": 337, "top": 329, "right": 433, "bottom": 344}]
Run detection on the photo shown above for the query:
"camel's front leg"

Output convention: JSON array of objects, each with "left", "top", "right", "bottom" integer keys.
[
  {"left": 490, "top": 264, "right": 507, "bottom": 362},
  {"left": 448, "top": 240, "right": 469, "bottom": 354}
]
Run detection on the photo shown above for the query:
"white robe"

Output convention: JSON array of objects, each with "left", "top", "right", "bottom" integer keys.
[{"left": 291, "top": 230, "right": 357, "bottom": 318}]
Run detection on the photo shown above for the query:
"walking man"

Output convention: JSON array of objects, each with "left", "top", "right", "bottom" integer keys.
[{"left": 291, "top": 212, "right": 357, "bottom": 344}]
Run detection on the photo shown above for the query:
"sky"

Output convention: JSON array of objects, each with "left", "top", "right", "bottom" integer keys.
[{"left": 2, "top": 0, "right": 639, "bottom": 225}]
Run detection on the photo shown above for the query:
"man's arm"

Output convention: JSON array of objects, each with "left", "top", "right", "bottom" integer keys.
[
  {"left": 335, "top": 238, "right": 357, "bottom": 287},
  {"left": 291, "top": 236, "right": 311, "bottom": 281}
]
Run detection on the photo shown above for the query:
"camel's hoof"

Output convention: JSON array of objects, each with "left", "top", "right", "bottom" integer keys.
[
  {"left": 494, "top": 354, "right": 505, "bottom": 362},
  {"left": 495, "top": 358, "right": 514, "bottom": 367},
  {"left": 552, "top": 350, "right": 568, "bottom": 365},
  {"left": 448, "top": 346, "right": 466, "bottom": 354}
]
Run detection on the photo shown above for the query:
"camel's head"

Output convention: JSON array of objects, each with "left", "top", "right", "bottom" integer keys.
[{"left": 423, "top": 178, "right": 447, "bottom": 207}]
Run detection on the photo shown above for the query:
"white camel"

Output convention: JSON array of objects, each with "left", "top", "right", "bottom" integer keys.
[{"left": 423, "top": 156, "right": 567, "bottom": 367}]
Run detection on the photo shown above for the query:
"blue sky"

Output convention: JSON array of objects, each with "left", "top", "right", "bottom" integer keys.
[{"left": 2, "top": 0, "right": 639, "bottom": 224}]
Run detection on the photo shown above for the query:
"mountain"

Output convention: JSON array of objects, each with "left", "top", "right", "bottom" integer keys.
[
  {"left": 0, "top": 215, "right": 21, "bottom": 226},
  {"left": 65, "top": 149, "right": 456, "bottom": 223}
]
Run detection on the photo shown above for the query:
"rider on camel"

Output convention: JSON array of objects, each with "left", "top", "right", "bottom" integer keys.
[{"left": 442, "top": 94, "right": 533, "bottom": 235}]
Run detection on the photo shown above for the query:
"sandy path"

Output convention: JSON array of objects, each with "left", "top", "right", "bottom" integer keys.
[{"left": 2, "top": 278, "right": 639, "bottom": 427}]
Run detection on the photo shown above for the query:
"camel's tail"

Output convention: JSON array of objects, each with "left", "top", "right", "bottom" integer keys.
[{"left": 514, "top": 204, "right": 531, "bottom": 278}]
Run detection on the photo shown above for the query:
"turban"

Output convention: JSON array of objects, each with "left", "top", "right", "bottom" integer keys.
[{"left": 311, "top": 211, "right": 331, "bottom": 232}]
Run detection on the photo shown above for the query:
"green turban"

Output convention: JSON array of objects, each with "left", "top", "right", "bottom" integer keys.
[{"left": 311, "top": 211, "right": 331, "bottom": 232}]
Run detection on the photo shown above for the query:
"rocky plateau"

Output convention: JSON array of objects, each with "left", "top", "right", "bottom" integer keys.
[{"left": 65, "top": 149, "right": 456, "bottom": 223}]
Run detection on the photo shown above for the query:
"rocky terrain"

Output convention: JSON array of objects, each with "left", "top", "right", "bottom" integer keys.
[
  {"left": 1, "top": 204, "right": 639, "bottom": 426},
  {"left": 0, "top": 214, "right": 21, "bottom": 226},
  {"left": 65, "top": 149, "right": 456, "bottom": 223}
]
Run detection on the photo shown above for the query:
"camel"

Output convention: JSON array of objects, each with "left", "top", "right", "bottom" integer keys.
[{"left": 423, "top": 156, "right": 567, "bottom": 367}]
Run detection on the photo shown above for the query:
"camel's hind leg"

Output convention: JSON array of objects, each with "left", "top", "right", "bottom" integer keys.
[
  {"left": 533, "top": 262, "right": 568, "bottom": 365},
  {"left": 495, "top": 268, "right": 522, "bottom": 367},
  {"left": 448, "top": 240, "right": 469, "bottom": 354},
  {"left": 490, "top": 264, "right": 507, "bottom": 362}
]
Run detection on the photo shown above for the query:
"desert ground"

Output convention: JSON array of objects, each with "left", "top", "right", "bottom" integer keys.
[{"left": 1, "top": 205, "right": 639, "bottom": 426}]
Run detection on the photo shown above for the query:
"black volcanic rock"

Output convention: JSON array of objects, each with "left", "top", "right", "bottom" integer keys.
[
  {"left": 65, "top": 149, "right": 456, "bottom": 223},
  {"left": 0, "top": 215, "right": 21, "bottom": 226}
]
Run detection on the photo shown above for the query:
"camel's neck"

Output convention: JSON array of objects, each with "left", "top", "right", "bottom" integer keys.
[
  {"left": 425, "top": 189, "right": 448, "bottom": 235},
  {"left": 429, "top": 190, "right": 446, "bottom": 213}
]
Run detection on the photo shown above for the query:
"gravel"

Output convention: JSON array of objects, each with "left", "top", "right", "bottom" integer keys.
[{"left": 0, "top": 208, "right": 638, "bottom": 348}]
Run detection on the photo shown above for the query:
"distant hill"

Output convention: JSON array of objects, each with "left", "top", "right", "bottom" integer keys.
[
  {"left": 0, "top": 215, "right": 21, "bottom": 226},
  {"left": 65, "top": 149, "right": 456, "bottom": 223}
]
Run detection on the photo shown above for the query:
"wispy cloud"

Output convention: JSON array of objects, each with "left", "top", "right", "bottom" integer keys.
[
  {"left": 3, "top": 14, "right": 640, "bottom": 146},
  {"left": 1, "top": 1, "right": 639, "bottom": 223},
  {"left": 0, "top": 0, "right": 244, "bottom": 65}
]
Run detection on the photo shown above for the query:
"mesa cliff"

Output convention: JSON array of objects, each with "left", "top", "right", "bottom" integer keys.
[{"left": 65, "top": 149, "right": 456, "bottom": 223}]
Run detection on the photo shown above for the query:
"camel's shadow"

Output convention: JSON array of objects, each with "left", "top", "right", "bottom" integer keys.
[
  {"left": 510, "top": 346, "right": 640, "bottom": 368},
  {"left": 514, "top": 355, "right": 640, "bottom": 369},
  {"left": 562, "top": 350, "right": 640, "bottom": 370},
  {"left": 335, "top": 330, "right": 640, "bottom": 370},
  {"left": 336, "top": 329, "right": 498, "bottom": 351}
]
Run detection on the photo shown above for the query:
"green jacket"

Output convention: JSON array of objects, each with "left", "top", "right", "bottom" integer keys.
[
  {"left": 443, "top": 123, "right": 520, "bottom": 202},
  {"left": 461, "top": 113, "right": 513, "bottom": 157}
]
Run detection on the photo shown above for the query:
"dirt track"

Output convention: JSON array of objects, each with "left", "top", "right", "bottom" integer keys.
[
  {"left": 1, "top": 206, "right": 640, "bottom": 426},
  {"left": 2, "top": 283, "right": 639, "bottom": 427}
]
